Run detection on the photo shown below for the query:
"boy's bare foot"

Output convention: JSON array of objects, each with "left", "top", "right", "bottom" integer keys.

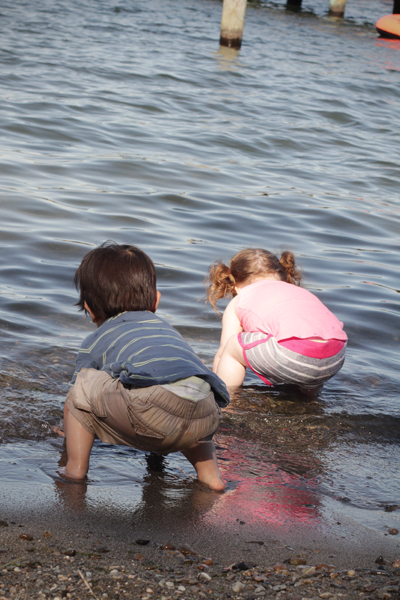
[
  {"left": 182, "top": 441, "right": 225, "bottom": 492},
  {"left": 57, "top": 467, "right": 86, "bottom": 481}
]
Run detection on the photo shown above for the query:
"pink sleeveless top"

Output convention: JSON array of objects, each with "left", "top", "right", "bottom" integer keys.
[{"left": 236, "top": 280, "right": 347, "bottom": 342}]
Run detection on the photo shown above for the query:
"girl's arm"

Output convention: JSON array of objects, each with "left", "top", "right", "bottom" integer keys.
[{"left": 213, "top": 296, "right": 243, "bottom": 373}]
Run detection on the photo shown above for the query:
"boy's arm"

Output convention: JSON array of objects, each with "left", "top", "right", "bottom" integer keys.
[{"left": 213, "top": 296, "right": 243, "bottom": 373}]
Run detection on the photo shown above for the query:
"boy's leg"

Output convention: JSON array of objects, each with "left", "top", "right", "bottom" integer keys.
[
  {"left": 182, "top": 441, "right": 225, "bottom": 492},
  {"left": 217, "top": 334, "right": 247, "bottom": 388},
  {"left": 62, "top": 409, "right": 95, "bottom": 480}
]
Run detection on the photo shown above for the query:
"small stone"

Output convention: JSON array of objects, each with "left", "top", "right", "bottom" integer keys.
[
  {"left": 254, "top": 585, "right": 265, "bottom": 593},
  {"left": 290, "top": 558, "right": 307, "bottom": 566},
  {"left": 272, "top": 584, "right": 287, "bottom": 591},
  {"left": 145, "top": 588, "right": 154, "bottom": 594},
  {"left": 384, "top": 505, "right": 399, "bottom": 512},
  {"left": 179, "top": 544, "right": 196, "bottom": 555},
  {"left": 95, "top": 545, "right": 109, "bottom": 553},
  {"left": 347, "top": 570, "right": 356, "bottom": 577},
  {"left": 392, "top": 559, "right": 400, "bottom": 568},
  {"left": 20, "top": 533, "right": 33, "bottom": 541},
  {"left": 158, "top": 579, "right": 165, "bottom": 587},
  {"left": 202, "top": 558, "right": 213, "bottom": 566},
  {"left": 177, "top": 586, "right": 186, "bottom": 592},
  {"left": 110, "top": 569, "right": 119, "bottom": 576},
  {"left": 0, "top": 520, "right": 8, "bottom": 527},
  {"left": 232, "top": 581, "right": 245, "bottom": 593},
  {"left": 165, "top": 581, "right": 174, "bottom": 588},
  {"left": 233, "top": 562, "right": 249, "bottom": 571},
  {"left": 64, "top": 548, "right": 76, "bottom": 557},
  {"left": 301, "top": 566, "right": 316, "bottom": 577},
  {"left": 198, "top": 573, "right": 211, "bottom": 582},
  {"left": 43, "top": 531, "right": 52, "bottom": 538},
  {"left": 375, "top": 556, "right": 385, "bottom": 564},
  {"left": 162, "top": 543, "right": 175, "bottom": 551},
  {"left": 133, "top": 553, "right": 145, "bottom": 560},
  {"left": 319, "top": 593, "right": 334, "bottom": 599},
  {"left": 388, "top": 528, "right": 399, "bottom": 535},
  {"left": 136, "top": 539, "right": 150, "bottom": 546}
]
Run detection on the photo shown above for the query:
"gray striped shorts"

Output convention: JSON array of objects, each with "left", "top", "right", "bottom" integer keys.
[{"left": 239, "top": 333, "right": 346, "bottom": 389}]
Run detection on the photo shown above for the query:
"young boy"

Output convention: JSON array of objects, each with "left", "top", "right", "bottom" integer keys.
[{"left": 61, "top": 242, "right": 229, "bottom": 491}]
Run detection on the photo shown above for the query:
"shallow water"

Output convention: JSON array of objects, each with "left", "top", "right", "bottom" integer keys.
[{"left": 0, "top": 0, "right": 399, "bottom": 537}]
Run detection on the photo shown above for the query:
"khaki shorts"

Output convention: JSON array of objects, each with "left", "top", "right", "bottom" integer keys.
[{"left": 66, "top": 368, "right": 221, "bottom": 453}]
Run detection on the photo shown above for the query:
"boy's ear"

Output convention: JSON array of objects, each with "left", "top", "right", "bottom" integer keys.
[
  {"left": 152, "top": 290, "right": 161, "bottom": 313},
  {"left": 84, "top": 301, "right": 99, "bottom": 323}
]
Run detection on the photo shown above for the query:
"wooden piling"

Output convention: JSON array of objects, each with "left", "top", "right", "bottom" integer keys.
[
  {"left": 328, "top": 0, "right": 347, "bottom": 16},
  {"left": 220, "top": 0, "right": 247, "bottom": 50},
  {"left": 286, "top": 0, "right": 302, "bottom": 10}
]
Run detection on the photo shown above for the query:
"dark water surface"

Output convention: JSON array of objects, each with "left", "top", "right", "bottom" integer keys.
[{"left": 0, "top": 0, "right": 399, "bottom": 538}]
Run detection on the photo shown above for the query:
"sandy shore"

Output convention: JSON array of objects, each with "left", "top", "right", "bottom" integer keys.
[{"left": 1, "top": 495, "right": 400, "bottom": 600}]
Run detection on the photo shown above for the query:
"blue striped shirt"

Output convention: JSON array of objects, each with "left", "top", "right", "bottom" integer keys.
[{"left": 71, "top": 311, "right": 229, "bottom": 408}]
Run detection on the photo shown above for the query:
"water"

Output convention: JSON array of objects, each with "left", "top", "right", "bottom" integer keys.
[{"left": 0, "top": 0, "right": 399, "bottom": 541}]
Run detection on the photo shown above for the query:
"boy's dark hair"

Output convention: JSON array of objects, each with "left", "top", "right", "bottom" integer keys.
[{"left": 74, "top": 242, "right": 157, "bottom": 321}]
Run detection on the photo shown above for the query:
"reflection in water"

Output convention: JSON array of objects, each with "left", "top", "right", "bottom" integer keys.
[
  {"left": 213, "top": 46, "right": 242, "bottom": 71},
  {"left": 53, "top": 449, "right": 220, "bottom": 522},
  {"left": 54, "top": 445, "right": 89, "bottom": 513}
]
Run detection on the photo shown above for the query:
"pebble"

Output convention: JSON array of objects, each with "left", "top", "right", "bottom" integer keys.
[
  {"left": 19, "top": 533, "right": 33, "bottom": 541},
  {"left": 64, "top": 548, "right": 76, "bottom": 557},
  {"left": 392, "top": 559, "right": 400, "bottom": 568},
  {"left": 198, "top": 572, "right": 211, "bottom": 582},
  {"left": 301, "top": 567, "right": 316, "bottom": 577},
  {"left": 109, "top": 569, "right": 119, "bottom": 576},
  {"left": 290, "top": 558, "right": 307, "bottom": 566},
  {"left": 177, "top": 585, "right": 186, "bottom": 591},
  {"left": 319, "top": 593, "right": 334, "bottom": 599},
  {"left": 162, "top": 543, "right": 175, "bottom": 551},
  {"left": 232, "top": 581, "right": 246, "bottom": 593},
  {"left": 254, "top": 585, "right": 266, "bottom": 593},
  {"left": 43, "top": 530, "right": 52, "bottom": 538},
  {"left": 388, "top": 528, "right": 399, "bottom": 535},
  {"left": 136, "top": 539, "right": 151, "bottom": 546},
  {"left": 347, "top": 570, "right": 356, "bottom": 576},
  {"left": 179, "top": 544, "right": 196, "bottom": 555}
]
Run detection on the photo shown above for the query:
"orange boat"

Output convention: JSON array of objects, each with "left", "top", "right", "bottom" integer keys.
[{"left": 376, "top": 14, "right": 400, "bottom": 38}]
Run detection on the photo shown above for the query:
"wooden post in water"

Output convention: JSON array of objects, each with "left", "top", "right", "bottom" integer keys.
[
  {"left": 220, "top": 0, "right": 247, "bottom": 49},
  {"left": 286, "top": 0, "right": 302, "bottom": 10},
  {"left": 394, "top": 0, "right": 400, "bottom": 13},
  {"left": 328, "top": 0, "right": 347, "bottom": 17}
]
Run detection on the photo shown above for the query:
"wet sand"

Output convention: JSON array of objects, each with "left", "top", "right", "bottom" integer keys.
[
  {"left": 1, "top": 511, "right": 400, "bottom": 600},
  {"left": 1, "top": 454, "right": 400, "bottom": 600}
]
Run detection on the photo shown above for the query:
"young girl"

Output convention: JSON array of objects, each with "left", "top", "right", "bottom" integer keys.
[{"left": 207, "top": 248, "right": 347, "bottom": 390}]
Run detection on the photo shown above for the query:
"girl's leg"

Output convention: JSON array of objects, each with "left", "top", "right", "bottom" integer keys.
[
  {"left": 217, "top": 334, "right": 247, "bottom": 388},
  {"left": 62, "top": 410, "right": 95, "bottom": 480},
  {"left": 182, "top": 441, "right": 225, "bottom": 491}
]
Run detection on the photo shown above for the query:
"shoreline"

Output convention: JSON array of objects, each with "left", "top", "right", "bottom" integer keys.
[
  {"left": 1, "top": 479, "right": 400, "bottom": 600},
  {"left": 1, "top": 512, "right": 400, "bottom": 600}
]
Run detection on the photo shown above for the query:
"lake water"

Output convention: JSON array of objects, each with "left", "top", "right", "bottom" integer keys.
[{"left": 0, "top": 0, "right": 399, "bottom": 541}]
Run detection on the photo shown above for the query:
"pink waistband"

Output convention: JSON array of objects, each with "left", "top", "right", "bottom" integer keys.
[{"left": 279, "top": 337, "right": 346, "bottom": 358}]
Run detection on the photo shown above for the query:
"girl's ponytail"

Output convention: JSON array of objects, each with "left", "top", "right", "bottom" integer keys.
[
  {"left": 279, "top": 251, "right": 302, "bottom": 285},
  {"left": 207, "top": 261, "right": 236, "bottom": 311}
]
